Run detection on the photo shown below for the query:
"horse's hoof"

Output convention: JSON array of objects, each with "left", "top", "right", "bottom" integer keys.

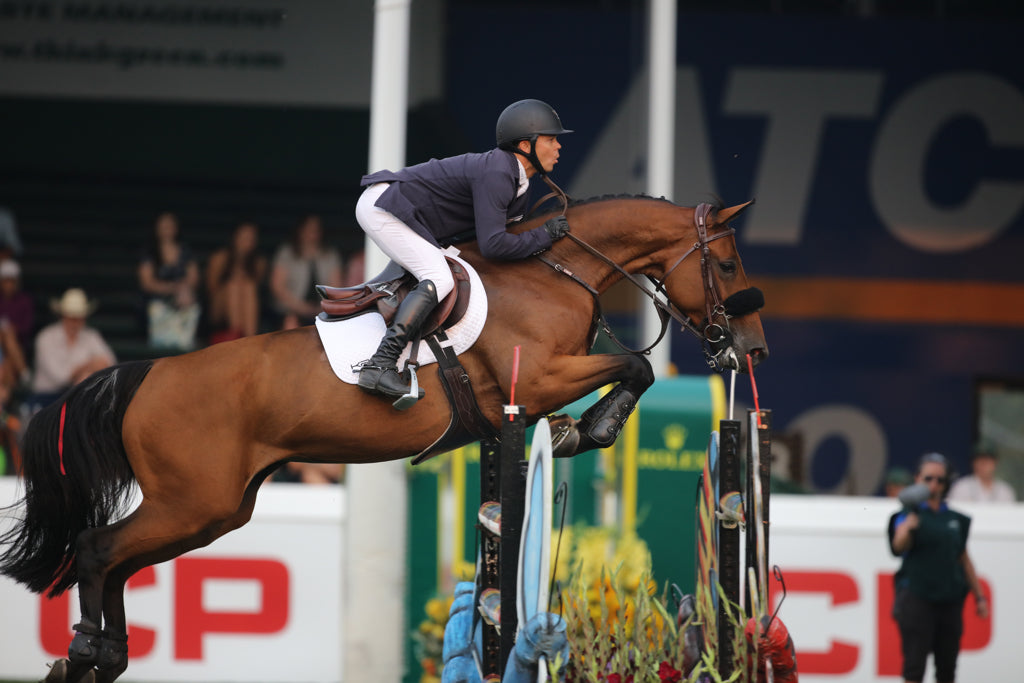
[
  {"left": 92, "top": 669, "right": 119, "bottom": 683},
  {"left": 73, "top": 667, "right": 96, "bottom": 683},
  {"left": 42, "top": 660, "right": 97, "bottom": 683},
  {"left": 548, "top": 414, "right": 580, "bottom": 458},
  {"left": 41, "top": 659, "right": 68, "bottom": 683}
]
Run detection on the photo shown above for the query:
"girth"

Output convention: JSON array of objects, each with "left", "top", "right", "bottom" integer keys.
[{"left": 409, "top": 330, "right": 498, "bottom": 464}]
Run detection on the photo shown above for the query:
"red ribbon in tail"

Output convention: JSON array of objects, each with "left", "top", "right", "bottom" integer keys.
[{"left": 58, "top": 402, "right": 67, "bottom": 476}]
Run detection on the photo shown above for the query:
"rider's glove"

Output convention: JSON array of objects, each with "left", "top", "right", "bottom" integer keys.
[{"left": 543, "top": 215, "right": 570, "bottom": 241}]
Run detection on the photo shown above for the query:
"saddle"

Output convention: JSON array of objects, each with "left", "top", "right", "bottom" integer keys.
[
  {"left": 316, "top": 256, "right": 472, "bottom": 334},
  {"left": 317, "top": 256, "right": 494, "bottom": 450}
]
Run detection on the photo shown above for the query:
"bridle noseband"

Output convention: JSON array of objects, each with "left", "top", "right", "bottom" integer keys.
[{"left": 535, "top": 184, "right": 752, "bottom": 370}]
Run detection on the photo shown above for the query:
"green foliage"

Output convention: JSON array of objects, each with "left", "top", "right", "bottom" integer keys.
[{"left": 559, "top": 565, "right": 756, "bottom": 683}]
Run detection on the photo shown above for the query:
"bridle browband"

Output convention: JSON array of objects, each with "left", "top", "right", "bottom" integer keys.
[{"left": 534, "top": 181, "right": 753, "bottom": 370}]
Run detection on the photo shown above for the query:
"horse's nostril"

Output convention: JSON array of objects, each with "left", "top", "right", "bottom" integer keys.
[{"left": 749, "top": 347, "right": 769, "bottom": 365}]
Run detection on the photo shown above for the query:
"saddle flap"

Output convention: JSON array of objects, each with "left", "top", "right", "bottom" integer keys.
[
  {"left": 317, "top": 256, "right": 472, "bottom": 331},
  {"left": 318, "top": 276, "right": 414, "bottom": 321}
]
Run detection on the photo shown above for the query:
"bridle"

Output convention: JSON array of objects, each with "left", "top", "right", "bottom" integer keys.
[{"left": 534, "top": 181, "right": 753, "bottom": 370}]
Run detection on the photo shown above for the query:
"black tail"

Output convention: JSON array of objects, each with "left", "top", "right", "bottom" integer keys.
[{"left": 0, "top": 360, "right": 153, "bottom": 596}]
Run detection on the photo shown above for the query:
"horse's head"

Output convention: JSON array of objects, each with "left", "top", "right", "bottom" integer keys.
[
  {"left": 535, "top": 194, "right": 767, "bottom": 372},
  {"left": 657, "top": 200, "right": 769, "bottom": 372}
]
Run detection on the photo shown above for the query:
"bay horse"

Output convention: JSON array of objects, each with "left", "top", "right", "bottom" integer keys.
[{"left": 0, "top": 196, "right": 766, "bottom": 683}]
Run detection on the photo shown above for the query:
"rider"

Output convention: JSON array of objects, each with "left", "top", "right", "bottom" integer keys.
[{"left": 355, "top": 99, "right": 573, "bottom": 403}]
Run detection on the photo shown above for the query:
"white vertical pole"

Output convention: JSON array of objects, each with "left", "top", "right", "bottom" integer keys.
[
  {"left": 364, "top": 0, "right": 410, "bottom": 278},
  {"left": 643, "top": 0, "right": 676, "bottom": 377},
  {"left": 346, "top": 1, "right": 411, "bottom": 681}
]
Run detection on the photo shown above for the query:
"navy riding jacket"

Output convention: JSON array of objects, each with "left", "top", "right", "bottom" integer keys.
[{"left": 361, "top": 149, "right": 553, "bottom": 260}]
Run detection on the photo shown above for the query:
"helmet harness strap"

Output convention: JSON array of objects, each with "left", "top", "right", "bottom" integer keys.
[{"left": 512, "top": 137, "right": 548, "bottom": 178}]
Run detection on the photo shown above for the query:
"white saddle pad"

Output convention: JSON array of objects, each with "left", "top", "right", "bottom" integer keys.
[{"left": 314, "top": 250, "right": 488, "bottom": 384}]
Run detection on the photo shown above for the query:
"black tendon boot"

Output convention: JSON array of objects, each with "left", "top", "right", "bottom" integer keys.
[
  {"left": 578, "top": 383, "right": 640, "bottom": 448},
  {"left": 358, "top": 279, "right": 438, "bottom": 401}
]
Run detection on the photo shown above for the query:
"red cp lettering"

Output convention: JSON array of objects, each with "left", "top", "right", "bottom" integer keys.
[
  {"left": 174, "top": 557, "right": 289, "bottom": 660},
  {"left": 769, "top": 570, "right": 860, "bottom": 675}
]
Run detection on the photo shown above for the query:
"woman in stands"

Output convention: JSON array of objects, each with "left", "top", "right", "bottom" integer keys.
[{"left": 205, "top": 221, "right": 267, "bottom": 341}]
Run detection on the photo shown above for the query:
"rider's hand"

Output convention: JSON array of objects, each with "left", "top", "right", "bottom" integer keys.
[{"left": 543, "top": 215, "right": 570, "bottom": 241}]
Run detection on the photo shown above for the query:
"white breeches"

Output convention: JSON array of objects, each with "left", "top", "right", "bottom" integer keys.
[{"left": 355, "top": 183, "right": 455, "bottom": 300}]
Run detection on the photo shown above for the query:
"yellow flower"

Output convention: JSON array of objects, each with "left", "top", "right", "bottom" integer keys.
[{"left": 425, "top": 597, "right": 449, "bottom": 623}]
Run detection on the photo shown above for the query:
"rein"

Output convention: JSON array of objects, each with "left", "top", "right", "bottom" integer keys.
[{"left": 535, "top": 193, "right": 738, "bottom": 368}]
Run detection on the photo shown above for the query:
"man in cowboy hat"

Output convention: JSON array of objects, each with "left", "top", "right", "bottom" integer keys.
[{"left": 29, "top": 288, "right": 115, "bottom": 405}]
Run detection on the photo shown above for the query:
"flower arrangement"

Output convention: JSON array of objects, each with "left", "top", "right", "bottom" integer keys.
[
  {"left": 412, "top": 594, "right": 454, "bottom": 683},
  {"left": 412, "top": 524, "right": 757, "bottom": 682},
  {"left": 555, "top": 525, "right": 752, "bottom": 682}
]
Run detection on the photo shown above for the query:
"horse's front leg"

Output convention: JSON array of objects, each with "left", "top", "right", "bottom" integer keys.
[{"left": 533, "top": 352, "right": 653, "bottom": 457}]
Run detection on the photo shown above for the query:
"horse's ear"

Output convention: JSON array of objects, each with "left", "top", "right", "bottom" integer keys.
[{"left": 715, "top": 199, "right": 755, "bottom": 226}]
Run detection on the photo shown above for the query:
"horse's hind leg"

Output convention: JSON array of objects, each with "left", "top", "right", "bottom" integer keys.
[
  {"left": 58, "top": 523, "right": 117, "bottom": 683},
  {"left": 72, "top": 470, "right": 273, "bottom": 683},
  {"left": 49, "top": 479, "right": 256, "bottom": 683},
  {"left": 88, "top": 565, "right": 134, "bottom": 683},
  {"left": 49, "top": 515, "right": 142, "bottom": 683}
]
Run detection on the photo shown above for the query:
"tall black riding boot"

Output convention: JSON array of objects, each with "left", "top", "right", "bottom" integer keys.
[{"left": 358, "top": 279, "right": 438, "bottom": 401}]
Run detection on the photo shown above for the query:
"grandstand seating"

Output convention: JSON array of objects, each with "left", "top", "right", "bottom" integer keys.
[{"left": 12, "top": 174, "right": 362, "bottom": 362}]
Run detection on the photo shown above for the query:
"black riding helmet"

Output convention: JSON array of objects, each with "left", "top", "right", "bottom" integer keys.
[{"left": 496, "top": 99, "right": 572, "bottom": 176}]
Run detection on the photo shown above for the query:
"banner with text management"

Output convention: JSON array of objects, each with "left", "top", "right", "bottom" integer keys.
[{"left": 0, "top": 2, "right": 371, "bottom": 106}]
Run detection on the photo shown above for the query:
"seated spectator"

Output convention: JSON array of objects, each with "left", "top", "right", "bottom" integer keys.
[
  {"left": 948, "top": 443, "right": 1017, "bottom": 503},
  {"left": 0, "top": 259, "right": 34, "bottom": 357},
  {"left": 29, "top": 288, "right": 116, "bottom": 408},
  {"left": 205, "top": 221, "right": 267, "bottom": 341},
  {"left": 138, "top": 212, "right": 201, "bottom": 350},
  {"left": 270, "top": 214, "right": 343, "bottom": 330},
  {"left": 0, "top": 317, "right": 28, "bottom": 392}
]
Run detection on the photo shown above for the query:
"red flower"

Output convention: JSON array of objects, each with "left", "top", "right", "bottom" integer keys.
[
  {"left": 658, "top": 661, "right": 682, "bottom": 682},
  {"left": 607, "top": 675, "right": 621, "bottom": 683}
]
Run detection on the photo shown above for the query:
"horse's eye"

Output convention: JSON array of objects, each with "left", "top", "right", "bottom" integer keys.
[{"left": 719, "top": 260, "right": 737, "bottom": 275}]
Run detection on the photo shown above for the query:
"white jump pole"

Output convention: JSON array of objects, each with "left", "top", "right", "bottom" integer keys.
[
  {"left": 643, "top": 0, "right": 676, "bottom": 377},
  {"left": 346, "top": 1, "right": 411, "bottom": 681}
]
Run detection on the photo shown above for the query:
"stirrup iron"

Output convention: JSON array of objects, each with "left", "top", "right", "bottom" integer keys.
[{"left": 392, "top": 364, "right": 420, "bottom": 410}]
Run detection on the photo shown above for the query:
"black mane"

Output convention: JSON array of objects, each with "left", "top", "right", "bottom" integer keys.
[
  {"left": 567, "top": 193, "right": 725, "bottom": 211},
  {"left": 568, "top": 193, "right": 676, "bottom": 207}
]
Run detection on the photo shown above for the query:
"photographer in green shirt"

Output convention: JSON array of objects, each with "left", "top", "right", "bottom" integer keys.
[{"left": 888, "top": 452, "right": 989, "bottom": 683}]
